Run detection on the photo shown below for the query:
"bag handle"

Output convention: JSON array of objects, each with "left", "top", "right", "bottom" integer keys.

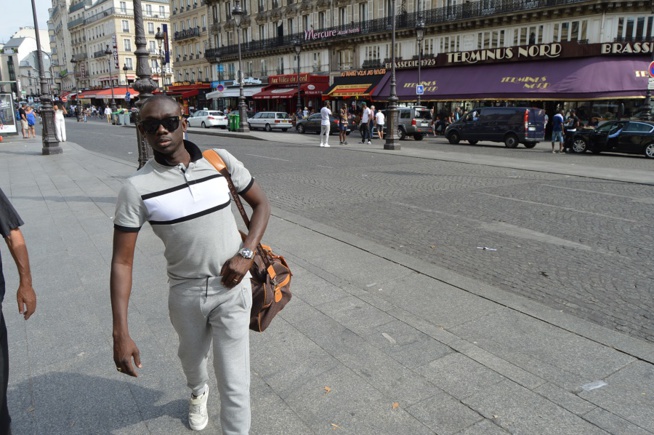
[{"left": 203, "top": 149, "right": 273, "bottom": 271}]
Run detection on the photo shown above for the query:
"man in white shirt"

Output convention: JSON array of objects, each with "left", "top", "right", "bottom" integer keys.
[
  {"left": 104, "top": 106, "right": 112, "bottom": 124},
  {"left": 319, "top": 101, "right": 332, "bottom": 147},
  {"left": 375, "top": 109, "right": 385, "bottom": 140},
  {"left": 360, "top": 102, "right": 372, "bottom": 144}
]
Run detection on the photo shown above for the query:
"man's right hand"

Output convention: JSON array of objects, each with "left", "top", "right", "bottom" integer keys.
[{"left": 113, "top": 335, "right": 142, "bottom": 377}]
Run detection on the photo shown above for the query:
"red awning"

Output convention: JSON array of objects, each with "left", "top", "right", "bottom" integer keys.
[
  {"left": 253, "top": 82, "right": 329, "bottom": 100},
  {"left": 166, "top": 89, "right": 199, "bottom": 99},
  {"left": 76, "top": 88, "right": 140, "bottom": 99}
]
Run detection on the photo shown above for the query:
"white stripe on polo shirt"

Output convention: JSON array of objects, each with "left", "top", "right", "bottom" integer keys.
[{"left": 143, "top": 175, "right": 231, "bottom": 224}]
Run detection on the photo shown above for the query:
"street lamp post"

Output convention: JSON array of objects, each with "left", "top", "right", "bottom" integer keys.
[
  {"left": 70, "top": 58, "right": 83, "bottom": 122},
  {"left": 643, "top": 0, "right": 654, "bottom": 120},
  {"left": 123, "top": 63, "right": 130, "bottom": 107},
  {"left": 232, "top": 0, "right": 250, "bottom": 132},
  {"left": 416, "top": 17, "right": 425, "bottom": 107},
  {"left": 30, "top": 0, "right": 60, "bottom": 154},
  {"left": 132, "top": 0, "right": 159, "bottom": 168},
  {"left": 293, "top": 39, "right": 302, "bottom": 117},
  {"left": 105, "top": 44, "right": 117, "bottom": 112},
  {"left": 384, "top": 0, "right": 400, "bottom": 150},
  {"left": 154, "top": 27, "right": 167, "bottom": 94}
]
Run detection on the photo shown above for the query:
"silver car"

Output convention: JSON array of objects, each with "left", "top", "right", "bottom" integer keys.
[
  {"left": 187, "top": 110, "right": 228, "bottom": 129},
  {"left": 247, "top": 111, "right": 292, "bottom": 131}
]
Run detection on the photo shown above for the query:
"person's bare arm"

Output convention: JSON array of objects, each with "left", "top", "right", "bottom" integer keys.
[
  {"left": 110, "top": 229, "right": 142, "bottom": 377},
  {"left": 220, "top": 181, "right": 271, "bottom": 287},
  {"left": 5, "top": 228, "right": 36, "bottom": 320}
]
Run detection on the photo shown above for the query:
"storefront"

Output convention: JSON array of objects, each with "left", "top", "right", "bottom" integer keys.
[
  {"left": 163, "top": 83, "right": 212, "bottom": 115},
  {"left": 372, "top": 41, "right": 653, "bottom": 123},
  {"left": 252, "top": 74, "right": 329, "bottom": 114},
  {"left": 324, "top": 70, "right": 386, "bottom": 105},
  {"left": 206, "top": 86, "right": 264, "bottom": 111}
]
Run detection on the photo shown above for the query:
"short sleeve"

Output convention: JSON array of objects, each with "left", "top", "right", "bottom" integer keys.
[
  {"left": 0, "top": 189, "right": 24, "bottom": 238},
  {"left": 113, "top": 181, "right": 147, "bottom": 232},
  {"left": 214, "top": 149, "right": 254, "bottom": 194}
]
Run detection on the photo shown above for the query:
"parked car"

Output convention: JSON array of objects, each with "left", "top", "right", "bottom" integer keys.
[
  {"left": 569, "top": 120, "right": 654, "bottom": 158},
  {"left": 295, "top": 113, "right": 350, "bottom": 135},
  {"left": 247, "top": 111, "right": 292, "bottom": 131},
  {"left": 186, "top": 110, "right": 228, "bottom": 128},
  {"left": 383, "top": 106, "right": 432, "bottom": 140},
  {"left": 445, "top": 106, "right": 546, "bottom": 148}
]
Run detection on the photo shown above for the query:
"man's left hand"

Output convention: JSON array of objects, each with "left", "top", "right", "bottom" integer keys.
[
  {"left": 220, "top": 255, "right": 253, "bottom": 288},
  {"left": 17, "top": 283, "right": 36, "bottom": 320}
]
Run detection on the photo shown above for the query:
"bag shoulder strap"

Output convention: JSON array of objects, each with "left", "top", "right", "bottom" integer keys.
[{"left": 202, "top": 149, "right": 272, "bottom": 269}]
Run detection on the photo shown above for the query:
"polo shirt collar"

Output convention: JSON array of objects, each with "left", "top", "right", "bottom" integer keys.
[{"left": 153, "top": 140, "right": 202, "bottom": 166}]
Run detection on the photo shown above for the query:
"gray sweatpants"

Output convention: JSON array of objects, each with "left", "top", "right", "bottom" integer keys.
[{"left": 169, "top": 276, "right": 252, "bottom": 435}]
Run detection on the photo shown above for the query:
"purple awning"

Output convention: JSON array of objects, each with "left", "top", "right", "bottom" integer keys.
[{"left": 373, "top": 57, "right": 650, "bottom": 101}]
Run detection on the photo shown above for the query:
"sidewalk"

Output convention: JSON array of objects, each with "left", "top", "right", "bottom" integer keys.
[{"left": 1, "top": 135, "right": 653, "bottom": 434}]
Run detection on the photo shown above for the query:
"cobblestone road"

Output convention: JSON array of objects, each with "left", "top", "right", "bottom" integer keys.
[
  {"left": 69, "top": 121, "right": 653, "bottom": 344},
  {"left": 205, "top": 138, "right": 654, "bottom": 343}
]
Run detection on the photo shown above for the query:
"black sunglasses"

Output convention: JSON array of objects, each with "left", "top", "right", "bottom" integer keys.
[{"left": 140, "top": 116, "right": 182, "bottom": 134}]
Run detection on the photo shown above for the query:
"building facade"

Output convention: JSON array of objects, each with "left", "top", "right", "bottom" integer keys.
[
  {"left": 48, "top": 0, "right": 172, "bottom": 106},
  {"left": 202, "top": 0, "right": 653, "bottom": 119}
]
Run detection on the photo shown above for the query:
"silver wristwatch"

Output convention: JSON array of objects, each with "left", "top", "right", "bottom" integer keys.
[{"left": 238, "top": 248, "right": 254, "bottom": 259}]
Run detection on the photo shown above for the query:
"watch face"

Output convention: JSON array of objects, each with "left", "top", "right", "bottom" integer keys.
[{"left": 240, "top": 248, "right": 254, "bottom": 259}]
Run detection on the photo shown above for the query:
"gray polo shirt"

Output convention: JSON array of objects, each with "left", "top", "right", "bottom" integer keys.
[{"left": 113, "top": 142, "right": 254, "bottom": 281}]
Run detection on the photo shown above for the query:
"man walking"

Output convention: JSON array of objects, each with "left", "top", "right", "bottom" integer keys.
[
  {"left": 551, "top": 109, "right": 565, "bottom": 153},
  {"left": 18, "top": 103, "right": 27, "bottom": 139},
  {"left": 111, "top": 95, "right": 271, "bottom": 433},
  {"left": 319, "top": 100, "right": 332, "bottom": 148},
  {"left": 375, "top": 109, "right": 385, "bottom": 140},
  {"left": 0, "top": 188, "right": 37, "bottom": 435},
  {"left": 339, "top": 103, "right": 348, "bottom": 145},
  {"left": 104, "top": 106, "right": 112, "bottom": 124},
  {"left": 360, "top": 102, "right": 372, "bottom": 144}
]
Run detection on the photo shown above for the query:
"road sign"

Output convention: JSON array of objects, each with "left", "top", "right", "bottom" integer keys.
[
  {"left": 125, "top": 91, "right": 131, "bottom": 102},
  {"left": 648, "top": 77, "right": 654, "bottom": 90},
  {"left": 416, "top": 85, "right": 424, "bottom": 95},
  {"left": 216, "top": 84, "right": 225, "bottom": 92},
  {"left": 649, "top": 61, "right": 654, "bottom": 78}
]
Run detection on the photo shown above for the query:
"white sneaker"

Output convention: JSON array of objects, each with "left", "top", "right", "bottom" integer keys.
[
  {"left": 324, "top": 144, "right": 330, "bottom": 147},
  {"left": 189, "top": 385, "right": 209, "bottom": 431},
  {"left": 319, "top": 144, "right": 325, "bottom": 147},
  {"left": 367, "top": 141, "right": 372, "bottom": 145}
]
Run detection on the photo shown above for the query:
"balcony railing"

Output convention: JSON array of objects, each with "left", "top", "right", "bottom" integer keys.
[
  {"left": 174, "top": 27, "right": 201, "bottom": 41},
  {"left": 67, "top": 17, "right": 84, "bottom": 29},
  {"left": 205, "top": 0, "right": 589, "bottom": 63},
  {"left": 93, "top": 50, "right": 108, "bottom": 59}
]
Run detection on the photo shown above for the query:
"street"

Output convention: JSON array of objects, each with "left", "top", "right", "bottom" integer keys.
[{"left": 65, "top": 119, "right": 654, "bottom": 343}]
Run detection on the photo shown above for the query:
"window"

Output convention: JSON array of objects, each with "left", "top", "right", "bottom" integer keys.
[
  {"left": 302, "top": 15, "right": 309, "bottom": 32},
  {"left": 261, "top": 59, "right": 267, "bottom": 76},
  {"left": 478, "top": 30, "right": 505, "bottom": 49},
  {"left": 258, "top": 0, "right": 265, "bottom": 12},
  {"left": 148, "top": 22, "right": 155, "bottom": 34},
  {"left": 149, "top": 40, "right": 156, "bottom": 53},
  {"left": 159, "top": 6, "right": 165, "bottom": 16},
  {"left": 318, "top": 12, "right": 325, "bottom": 29},
  {"left": 278, "top": 57, "right": 284, "bottom": 74},
  {"left": 288, "top": 18, "right": 294, "bottom": 35},
  {"left": 119, "top": 2, "right": 127, "bottom": 13},
  {"left": 122, "top": 20, "right": 130, "bottom": 32},
  {"left": 359, "top": 3, "right": 367, "bottom": 22},
  {"left": 125, "top": 58, "right": 133, "bottom": 69},
  {"left": 225, "top": 2, "right": 231, "bottom": 20},
  {"left": 202, "top": 15, "right": 207, "bottom": 29},
  {"left": 146, "top": 4, "right": 152, "bottom": 16},
  {"left": 123, "top": 38, "right": 131, "bottom": 51},
  {"left": 259, "top": 24, "right": 265, "bottom": 40},
  {"left": 553, "top": 20, "right": 586, "bottom": 42},
  {"left": 338, "top": 7, "right": 347, "bottom": 26}
]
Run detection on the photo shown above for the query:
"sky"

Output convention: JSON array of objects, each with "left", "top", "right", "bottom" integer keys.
[{"left": 0, "top": 0, "right": 52, "bottom": 43}]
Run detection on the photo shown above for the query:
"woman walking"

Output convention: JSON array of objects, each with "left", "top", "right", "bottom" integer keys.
[
  {"left": 25, "top": 106, "right": 37, "bottom": 138},
  {"left": 54, "top": 103, "right": 67, "bottom": 142}
]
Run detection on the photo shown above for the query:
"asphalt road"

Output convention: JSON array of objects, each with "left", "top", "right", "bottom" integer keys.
[{"left": 64, "top": 119, "right": 654, "bottom": 343}]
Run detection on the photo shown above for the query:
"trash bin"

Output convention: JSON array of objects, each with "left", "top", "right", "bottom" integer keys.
[
  {"left": 228, "top": 112, "right": 239, "bottom": 131},
  {"left": 229, "top": 112, "right": 241, "bottom": 131},
  {"left": 121, "top": 113, "right": 130, "bottom": 125}
]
